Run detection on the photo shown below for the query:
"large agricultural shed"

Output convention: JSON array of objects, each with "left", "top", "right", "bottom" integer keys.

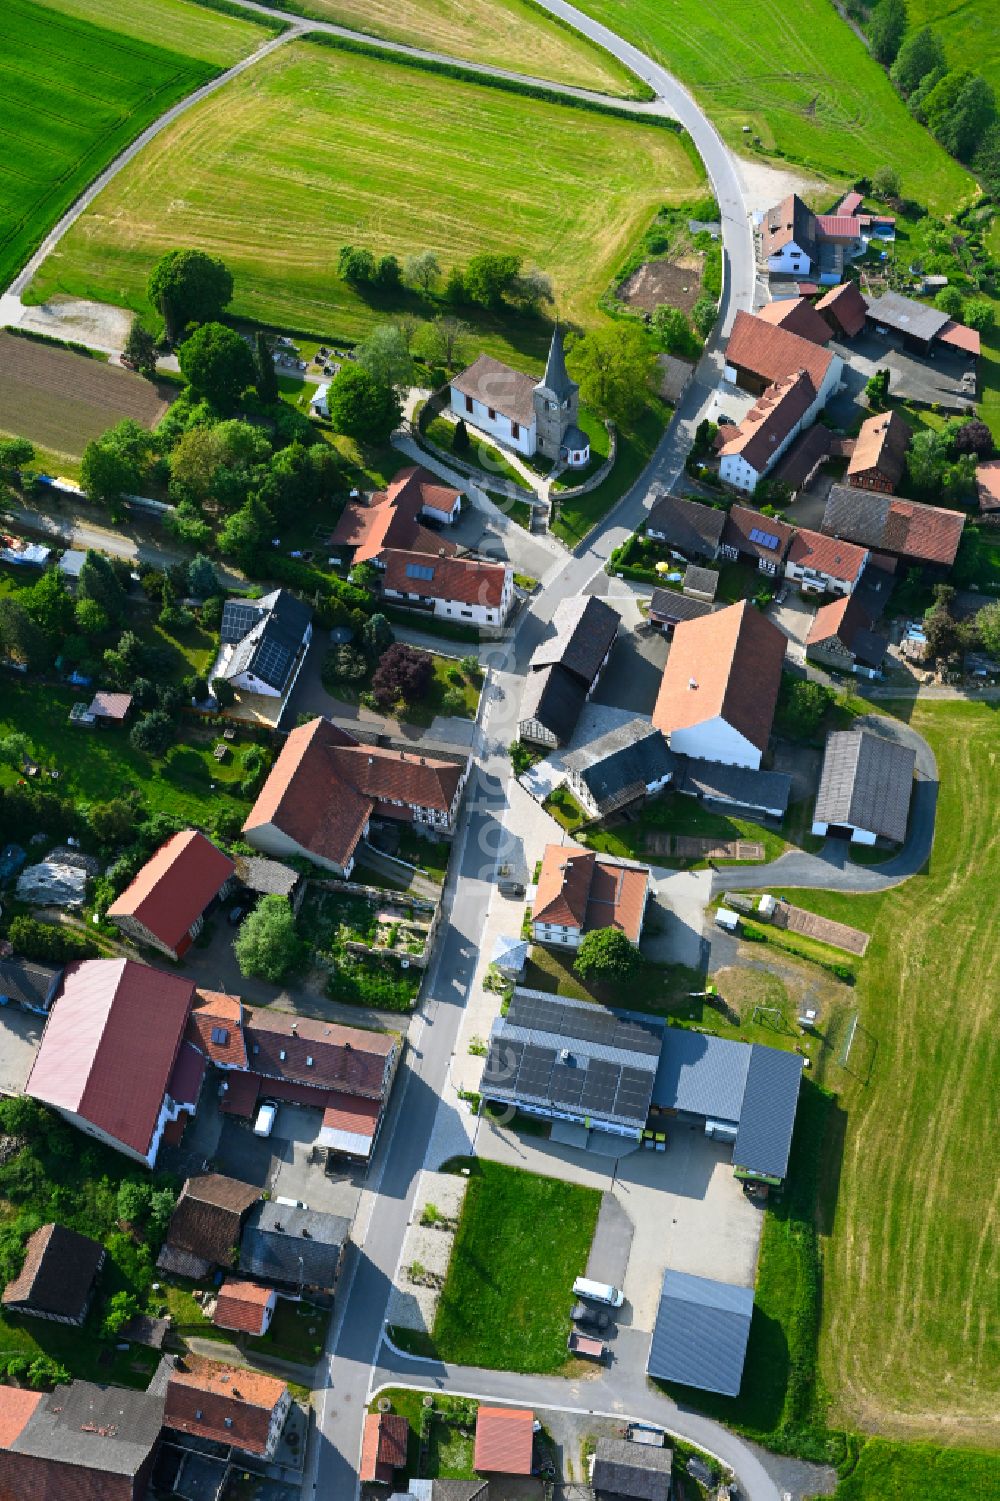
[{"left": 0, "top": 333, "right": 172, "bottom": 459}]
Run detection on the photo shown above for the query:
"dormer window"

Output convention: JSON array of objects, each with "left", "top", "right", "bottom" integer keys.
[
  {"left": 306, "top": 1056, "right": 314, "bottom": 1067},
  {"left": 279, "top": 1049, "right": 286, "bottom": 1060}
]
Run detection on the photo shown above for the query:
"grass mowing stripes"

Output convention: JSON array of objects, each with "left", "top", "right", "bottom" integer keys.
[
  {"left": 29, "top": 0, "right": 273, "bottom": 64},
  {"left": 432, "top": 1160, "right": 601, "bottom": 1372},
  {"left": 831, "top": 1438, "right": 1000, "bottom": 1499},
  {"left": 0, "top": 0, "right": 221, "bottom": 291},
  {"left": 27, "top": 41, "right": 704, "bottom": 368},
  {"left": 573, "top": 0, "right": 972, "bottom": 210}
]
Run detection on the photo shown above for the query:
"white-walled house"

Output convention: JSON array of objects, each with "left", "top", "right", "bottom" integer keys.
[
  {"left": 718, "top": 369, "right": 821, "bottom": 495},
  {"left": 215, "top": 591, "right": 312, "bottom": 702},
  {"left": 652, "top": 600, "right": 786, "bottom": 771},
  {"left": 531, "top": 845, "right": 651, "bottom": 949},
  {"left": 310, "top": 383, "right": 330, "bottom": 418},
  {"left": 449, "top": 329, "right": 590, "bottom": 468},
  {"left": 378, "top": 549, "right": 513, "bottom": 629},
  {"left": 783, "top": 528, "right": 868, "bottom": 595}
]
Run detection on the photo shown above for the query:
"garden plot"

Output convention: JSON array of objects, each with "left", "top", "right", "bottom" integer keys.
[
  {"left": 388, "top": 1171, "right": 469, "bottom": 1340},
  {"left": 302, "top": 880, "right": 437, "bottom": 967}
]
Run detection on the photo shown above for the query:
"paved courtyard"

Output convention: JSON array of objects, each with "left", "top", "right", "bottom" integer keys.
[
  {"left": 0, "top": 1007, "right": 43, "bottom": 1096},
  {"left": 214, "top": 1104, "right": 365, "bottom": 1223}
]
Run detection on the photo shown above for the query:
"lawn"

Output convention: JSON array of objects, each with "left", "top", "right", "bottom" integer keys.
[
  {"left": 28, "top": 41, "right": 705, "bottom": 368},
  {"left": 522, "top": 942, "right": 698, "bottom": 1019},
  {"left": 550, "top": 397, "right": 668, "bottom": 546},
  {"left": 423, "top": 412, "right": 527, "bottom": 490},
  {"left": 32, "top": 0, "right": 274, "bottom": 62},
  {"left": 579, "top": 790, "right": 786, "bottom": 865},
  {"left": 432, "top": 1159, "right": 600, "bottom": 1372},
  {"left": 392, "top": 829, "right": 450, "bottom": 883},
  {"left": 831, "top": 1438, "right": 1000, "bottom": 1500},
  {"left": 288, "top": 0, "right": 641, "bottom": 95},
  {"left": 0, "top": 679, "right": 253, "bottom": 829},
  {"left": 573, "top": 0, "right": 972, "bottom": 210},
  {"left": 771, "top": 702, "right": 1000, "bottom": 1443},
  {"left": 247, "top": 1297, "right": 327, "bottom": 1366},
  {"left": 0, "top": 0, "right": 239, "bottom": 291},
  {"left": 368, "top": 1389, "right": 479, "bottom": 1481}
]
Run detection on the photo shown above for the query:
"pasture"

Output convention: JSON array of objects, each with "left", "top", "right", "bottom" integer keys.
[
  {"left": 774, "top": 703, "right": 1000, "bottom": 1442},
  {"left": 296, "top": 0, "right": 640, "bottom": 95},
  {"left": 31, "top": 0, "right": 272, "bottom": 64},
  {"left": 0, "top": 333, "right": 172, "bottom": 458},
  {"left": 907, "top": 0, "right": 1000, "bottom": 102},
  {"left": 574, "top": 0, "right": 972, "bottom": 209},
  {"left": 28, "top": 41, "right": 704, "bottom": 366},
  {"left": 0, "top": 0, "right": 223, "bottom": 291}
]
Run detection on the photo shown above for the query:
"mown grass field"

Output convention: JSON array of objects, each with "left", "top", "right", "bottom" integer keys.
[
  {"left": 774, "top": 702, "right": 1000, "bottom": 1443},
  {"left": 31, "top": 0, "right": 272, "bottom": 64},
  {"left": 292, "top": 0, "right": 641, "bottom": 95},
  {"left": 832, "top": 1438, "right": 1000, "bottom": 1499},
  {"left": 0, "top": 0, "right": 240, "bottom": 291},
  {"left": 906, "top": 0, "right": 1000, "bottom": 101},
  {"left": 28, "top": 41, "right": 705, "bottom": 367},
  {"left": 574, "top": 0, "right": 972, "bottom": 209}
]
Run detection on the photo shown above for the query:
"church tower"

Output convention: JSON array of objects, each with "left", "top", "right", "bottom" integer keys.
[{"left": 532, "top": 326, "right": 580, "bottom": 460}]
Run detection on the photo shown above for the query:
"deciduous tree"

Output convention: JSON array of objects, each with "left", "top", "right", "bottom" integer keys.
[
  {"left": 147, "top": 248, "right": 233, "bottom": 342},
  {"left": 464, "top": 252, "right": 521, "bottom": 308},
  {"left": 569, "top": 324, "right": 654, "bottom": 422},
  {"left": 355, "top": 324, "right": 415, "bottom": 392},
  {"left": 177, "top": 322, "right": 254, "bottom": 409},
  {"left": 326, "top": 365, "right": 401, "bottom": 444},
  {"left": 234, "top": 894, "right": 305, "bottom": 982},
  {"left": 371, "top": 642, "right": 432, "bottom": 706},
  {"left": 574, "top": 926, "right": 641, "bottom": 983},
  {"left": 123, "top": 322, "right": 158, "bottom": 377},
  {"left": 405, "top": 250, "right": 441, "bottom": 294},
  {"left": 78, "top": 550, "right": 127, "bottom": 623},
  {"left": 868, "top": 0, "right": 907, "bottom": 65},
  {"left": 890, "top": 25, "right": 945, "bottom": 96}
]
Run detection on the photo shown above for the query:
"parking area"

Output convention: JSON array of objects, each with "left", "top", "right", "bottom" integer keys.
[
  {"left": 0, "top": 1007, "right": 44, "bottom": 1096},
  {"left": 215, "top": 1104, "right": 365, "bottom": 1223},
  {"left": 478, "top": 1116, "right": 763, "bottom": 1333},
  {"left": 589, "top": 595, "right": 669, "bottom": 717},
  {"left": 768, "top": 590, "right": 815, "bottom": 663}
]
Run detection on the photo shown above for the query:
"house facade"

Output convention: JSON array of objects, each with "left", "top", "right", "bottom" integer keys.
[
  {"left": 718, "top": 369, "right": 821, "bottom": 495},
  {"left": 379, "top": 549, "right": 514, "bottom": 628},
  {"left": 518, "top": 596, "right": 619, "bottom": 747},
  {"left": 783, "top": 528, "right": 868, "bottom": 595},
  {"left": 450, "top": 329, "right": 590, "bottom": 468},
  {"left": 215, "top": 590, "right": 313, "bottom": 702},
  {"left": 719, "top": 506, "right": 795, "bottom": 577},
  {"left": 163, "top": 1357, "right": 291, "bottom": 1460},
  {"left": 805, "top": 594, "right": 885, "bottom": 678},
  {"left": 846, "top": 409, "right": 911, "bottom": 493}
]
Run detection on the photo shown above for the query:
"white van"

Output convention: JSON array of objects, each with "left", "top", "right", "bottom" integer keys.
[
  {"left": 572, "top": 1276, "right": 625, "bottom": 1308},
  {"left": 253, "top": 1102, "right": 278, "bottom": 1137}
]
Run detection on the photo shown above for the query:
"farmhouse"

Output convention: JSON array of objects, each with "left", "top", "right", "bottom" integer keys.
[
  {"left": 518, "top": 596, "right": 619, "bottom": 747},
  {"left": 329, "top": 466, "right": 461, "bottom": 566},
  {"left": 756, "top": 295, "right": 832, "bottom": 344},
  {"left": 717, "top": 369, "right": 821, "bottom": 495},
  {"left": 0, "top": 1380, "right": 164, "bottom": 1501},
  {"left": 379, "top": 549, "right": 513, "bottom": 628},
  {"left": 26, "top": 959, "right": 201, "bottom": 1167},
  {"left": 212, "top": 1278, "right": 278, "bottom": 1338},
  {"left": 1, "top": 1224, "right": 105, "bottom": 1327},
  {"left": 723, "top": 311, "right": 842, "bottom": 402},
  {"left": 864, "top": 290, "right": 980, "bottom": 359},
  {"left": 482, "top": 991, "right": 663, "bottom": 1141},
  {"left": 107, "top": 829, "right": 236, "bottom": 960},
  {"left": 759, "top": 194, "right": 823, "bottom": 279},
  {"left": 239, "top": 1202, "right": 350, "bottom": 1292},
  {"left": 815, "top": 279, "right": 868, "bottom": 339},
  {"left": 450, "top": 328, "right": 590, "bottom": 468},
  {"left": 244, "top": 716, "right": 469, "bottom": 877},
  {"left": 821, "top": 484, "right": 965, "bottom": 570},
  {"left": 160, "top": 1356, "right": 290, "bottom": 1460},
  {"left": 812, "top": 728, "right": 915, "bottom": 844},
  {"left": 215, "top": 589, "right": 312, "bottom": 701},
  {"left": 592, "top": 1437, "right": 673, "bottom": 1501},
  {"left": 719, "top": 513, "right": 789, "bottom": 581},
  {"left": 158, "top": 1173, "right": 261, "bottom": 1279},
  {"left": 806, "top": 593, "right": 886, "bottom": 678},
  {"left": 783, "top": 527, "right": 868, "bottom": 595},
  {"left": 563, "top": 721, "right": 676, "bottom": 817},
  {"left": 847, "top": 410, "right": 911, "bottom": 493},
  {"left": 647, "top": 1270, "right": 754, "bottom": 1396},
  {"left": 645, "top": 493, "right": 725, "bottom": 560},
  {"left": 652, "top": 600, "right": 787, "bottom": 769},
  {"left": 531, "top": 844, "right": 651, "bottom": 948},
  {"left": 361, "top": 1411, "right": 409, "bottom": 1486},
  {"left": 648, "top": 588, "right": 715, "bottom": 634}
]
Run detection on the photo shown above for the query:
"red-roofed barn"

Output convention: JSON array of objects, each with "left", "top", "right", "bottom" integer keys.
[{"left": 107, "top": 830, "right": 236, "bottom": 960}]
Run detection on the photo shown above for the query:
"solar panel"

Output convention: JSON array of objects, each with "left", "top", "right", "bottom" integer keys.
[
  {"left": 483, "top": 1038, "right": 522, "bottom": 1089},
  {"left": 550, "top": 1062, "right": 586, "bottom": 1106},
  {"left": 405, "top": 562, "right": 435, "bottom": 581},
  {"left": 580, "top": 1059, "right": 621, "bottom": 1114},
  {"left": 210, "top": 1026, "right": 230, "bottom": 1047},
  {"left": 612, "top": 1019, "right": 664, "bottom": 1057},
  {"left": 221, "top": 601, "right": 262, "bottom": 643},
  {"left": 253, "top": 638, "right": 293, "bottom": 689},
  {"left": 517, "top": 1043, "right": 556, "bottom": 1097},
  {"left": 749, "top": 527, "right": 780, "bottom": 550},
  {"left": 615, "top": 1065, "right": 655, "bottom": 1117}
]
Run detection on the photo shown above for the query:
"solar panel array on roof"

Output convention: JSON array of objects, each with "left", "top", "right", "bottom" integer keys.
[
  {"left": 748, "top": 527, "right": 780, "bottom": 550},
  {"left": 406, "top": 562, "right": 435, "bottom": 581},
  {"left": 210, "top": 1026, "right": 230, "bottom": 1047},
  {"left": 252, "top": 636, "right": 294, "bottom": 688},
  {"left": 506, "top": 991, "right": 661, "bottom": 1056},
  {"left": 221, "top": 601, "right": 262, "bottom": 643}
]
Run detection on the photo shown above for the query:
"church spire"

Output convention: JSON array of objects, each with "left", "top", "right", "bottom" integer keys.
[{"left": 540, "top": 325, "right": 574, "bottom": 401}]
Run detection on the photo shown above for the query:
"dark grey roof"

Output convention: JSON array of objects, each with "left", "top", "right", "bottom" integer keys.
[
  {"left": 11, "top": 1381, "right": 165, "bottom": 1474},
  {"left": 652, "top": 1028, "right": 750, "bottom": 1123},
  {"left": 592, "top": 1437, "right": 673, "bottom": 1501},
  {"left": 821, "top": 485, "right": 891, "bottom": 551},
  {"left": 645, "top": 494, "right": 725, "bottom": 558},
  {"left": 538, "top": 326, "right": 576, "bottom": 403},
  {"left": 518, "top": 663, "right": 587, "bottom": 743},
  {"left": 0, "top": 958, "right": 61, "bottom": 1010},
  {"left": 648, "top": 589, "right": 715, "bottom": 626},
  {"left": 221, "top": 589, "right": 312, "bottom": 692},
  {"left": 2, "top": 1224, "right": 104, "bottom": 1319},
  {"left": 851, "top": 627, "right": 888, "bottom": 669},
  {"left": 677, "top": 758, "right": 792, "bottom": 816},
  {"left": 564, "top": 724, "right": 676, "bottom": 814},
  {"left": 483, "top": 991, "right": 663, "bottom": 1133},
  {"left": 733, "top": 1044, "right": 804, "bottom": 1180},
  {"left": 865, "top": 291, "right": 950, "bottom": 344},
  {"left": 814, "top": 728, "right": 915, "bottom": 841},
  {"left": 233, "top": 853, "right": 300, "bottom": 897},
  {"left": 683, "top": 564, "right": 719, "bottom": 599},
  {"left": 239, "top": 1201, "right": 349, "bottom": 1287},
  {"left": 561, "top": 423, "right": 590, "bottom": 450},
  {"left": 530, "top": 596, "right": 619, "bottom": 687},
  {"left": 647, "top": 1270, "right": 754, "bottom": 1396}
]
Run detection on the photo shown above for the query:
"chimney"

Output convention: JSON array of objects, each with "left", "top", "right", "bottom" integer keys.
[
  {"left": 290, "top": 1022, "right": 298, "bottom": 1036},
  {"left": 689, "top": 678, "right": 698, "bottom": 690}
]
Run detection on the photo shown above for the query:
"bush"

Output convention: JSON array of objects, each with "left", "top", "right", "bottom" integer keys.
[
  {"left": 129, "top": 710, "right": 174, "bottom": 757},
  {"left": 371, "top": 642, "right": 432, "bottom": 707},
  {"left": 234, "top": 894, "right": 306, "bottom": 982},
  {"left": 322, "top": 644, "right": 369, "bottom": 686},
  {"left": 6, "top": 916, "right": 98, "bottom": 963}
]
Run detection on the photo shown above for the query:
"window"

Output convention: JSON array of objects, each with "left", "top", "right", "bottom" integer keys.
[
  {"left": 279, "top": 1049, "right": 286, "bottom": 1061},
  {"left": 224, "top": 1418, "right": 233, "bottom": 1429},
  {"left": 461, "top": 609, "right": 473, "bottom": 617},
  {"left": 511, "top": 421, "right": 520, "bottom": 439},
  {"left": 488, "top": 406, "right": 496, "bottom": 420},
  {"left": 465, "top": 395, "right": 473, "bottom": 414},
  {"left": 406, "top": 561, "right": 434, "bottom": 581},
  {"left": 306, "top": 1056, "right": 314, "bottom": 1066}
]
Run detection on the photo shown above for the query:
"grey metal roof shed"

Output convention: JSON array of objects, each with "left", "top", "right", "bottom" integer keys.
[
  {"left": 529, "top": 596, "right": 619, "bottom": 688},
  {"left": 814, "top": 728, "right": 916, "bottom": 842},
  {"left": 592, "top": 1436, "right": 673, "bottom": 1501},
  {"left": 652, "top": 1029, "right": 751, "bottom": 1124},
  {"left": 647, "top": 1270, "right": 754, "bottom": 1396},
  {"left": 734, "top": 1045, "right": 805, "bottom": 1181}
]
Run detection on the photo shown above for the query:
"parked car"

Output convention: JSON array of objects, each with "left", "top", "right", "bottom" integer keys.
[
  {"left": 571, "top": 1301, "right": 610, "bottom": 1330},
  {"left": 253, "top": 1102, "right": 278, "bottom": 1137},
  {"left": 227, "top": 903, "right": 249, "bottom": 927},
  {"left": 573, "top": 1276, "right": 625, "bottom": 1307}
]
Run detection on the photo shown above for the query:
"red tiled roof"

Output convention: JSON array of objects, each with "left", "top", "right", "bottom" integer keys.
[
  {"left": 722, "top": 505, "right": 796, "bottom": 564},
  {"left": 186, "top": 991, "right": 247, "bottom": 1068},
  {"left": 532, "top": 845, "right": 648, "bottom": 943},
  {"left": 835, "top": 191, "right": 864, "bottom": 216},
  {"left": 165, "top": 1356, "right": 286, "bottom": 1457},
  {"left": 652, "top": 599, "right": 786, "bottom": 754},
  {"left": 213, "top": 1279, "right": 274, "bottom": 1336},
  {"left": 760, "top": 193, "right": 816, "bottom": 260},
  {"left": 107, "top": 831, "right": 235, "bottom": 954},
  {"left": 167, "top": 1041, "right": 206, "bottom": 1108},
  {"left": 807, "top": 591, "right": 872, "bottom": 648},
  {"left": 815, "top": 281, "right": 868, "bottom": 338},
  {"left": 725, "top": 311, "right": 835, "bottom": 392},
  {"left": 977, "top": 459, "right": 1000, "bottom": 514},
  {"left": 329, "top": 466, "right": 460, "bottom": 563},
  {"left": 244, "top": 717, "right": 462, "bottom": 871},
  {"left": 88, "top": 691, "right": 132, "bottom": 720},
  {"left": 360, "top": 1412, "right": 409, "bottom": 1483},
  {"left": 165, "top": 1174, "right": 261, "bottom": 1264},
  {"left": 887, "top": 497, "right": 965, "bottom": 565},
  {"left": 474, "top": 1406, "right": 534, "bottom": 1474},
  {"left": 0, "top": 1388, "right": 43, "bottom": 1450},
  {"left": 786, "top": 527, "right": 868, "bottom": 583},
  {"left": 718, "top": 369, "right": 817, "bottom": 474},
  {"left": 322, "top": 1091, "right": 381, "bottom": 1139},
  {"left": 381, "top": 548, "right": 509, "bottom": 607},
  {"left": 816, "top": 214, "right": 863, "bottom": 239},
  {"left": 26, "top": 959, "right": 195, "bottom": 1159},
  {"left": 755, "top": 297, "right": 832, "bottom": 345},
  {"left": 847, "top": 410, "right": 911, "bottom": 490},
  {"left": 244, "top": 1007, "right": 394, "bottom": 1098},
  {"left": 219, "top": 1070, "right": 261, "bottom": 1117},
  {"left": 937, "top": 320, "right": 981, "bottom": 357}
]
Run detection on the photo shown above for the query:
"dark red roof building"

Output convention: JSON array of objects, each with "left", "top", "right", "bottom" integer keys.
[
  {"left": 360, "top": 1411, "right": 409, "bottom": 1484},
  {"left": 107, "top": 830, "right": 236, "bottom": 960}
]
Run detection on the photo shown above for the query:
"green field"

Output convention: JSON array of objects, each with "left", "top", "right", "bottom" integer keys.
[
  {"left": 774, "top": 703, "right": 999, "bottom": 1443},
  {"left": 31, "top": 0, "right": 272, "bottom": 63},
  {"left": 288, "top": 0, "right": 641, "bottom": 95},
  {"left": 27, "top": 40, "right": 705, "bottom": 366},
  {"left": 832, "top": 1438, "right": 1000, "bottom": 1499},
  {"left": 574, "top": 0, "right": 972, "bottom": 208},
  {"left": 433, "top": 1159, "right": 600, "bottom": 1372},
  {"left": 906, "top": 0, "right": 1000, "bottom": 100},
  {"left": 0, "top": 0, "right": 243, "bottom": 291}
]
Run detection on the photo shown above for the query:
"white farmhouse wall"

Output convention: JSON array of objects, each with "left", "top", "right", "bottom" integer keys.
[
  {"left": 811, "top": 818, "right": 877, "bottom": 844},
  {"left": 449, "top": 387, "right": 535, "bottom": 456},
  {"left": 245, "top": 820, "right": 361, "bottom": 878},
  {"left": 668, "top": 715, "right": 763, "bottom": 770},
  {"left": 719, "top": 454, "right": 763, "bottom": 494},
  {"left": 767, "top": 240, "right": 813, "bottom": 277},
  {"left": 532, "top": 920, "right": 582, "bottom": 948}
]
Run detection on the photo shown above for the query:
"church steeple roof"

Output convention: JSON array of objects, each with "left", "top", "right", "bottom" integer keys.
[{"left": 538, "top": 326, "right": 575, "bottom": 400}]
